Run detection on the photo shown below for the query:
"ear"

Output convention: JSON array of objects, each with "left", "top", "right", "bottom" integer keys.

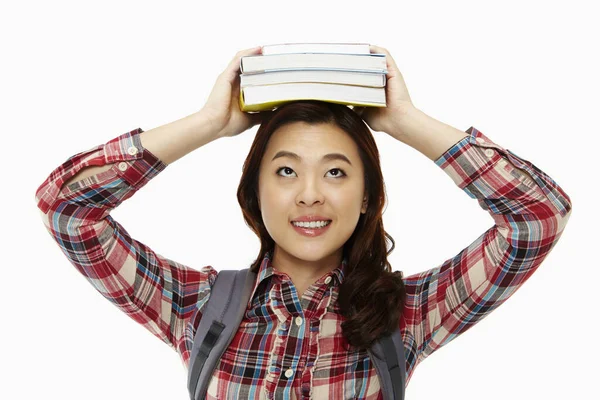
[{"left": 361, "top": 196, "right": 368, "bottom": 214}]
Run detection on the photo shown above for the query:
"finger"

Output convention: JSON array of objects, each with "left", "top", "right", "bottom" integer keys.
[
  {"left": 229, "top": 46, "right": 262, "bottom": 68},
  {"left": 369, "top": 44, "right": 401, "bottom": 77},
  {"left": 222, "top": 46, "right": 263, "bottom": 81}
]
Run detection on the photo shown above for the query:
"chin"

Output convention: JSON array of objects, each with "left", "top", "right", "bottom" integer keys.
[{"left": 286, "top": 243, "right": 341, "bottom": 263}]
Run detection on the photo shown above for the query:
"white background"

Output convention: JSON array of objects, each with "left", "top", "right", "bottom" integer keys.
[{"left": 2, "top": 0, "right": 595, "bottom": 399}]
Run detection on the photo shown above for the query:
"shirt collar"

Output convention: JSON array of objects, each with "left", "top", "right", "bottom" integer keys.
[{"left": 248, "top": 250, "right": 347, "bottom": 301}]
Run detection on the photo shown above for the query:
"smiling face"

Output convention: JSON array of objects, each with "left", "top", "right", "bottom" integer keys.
[{"left": 257, "top": 121, "right": 368, "bottom": 264}]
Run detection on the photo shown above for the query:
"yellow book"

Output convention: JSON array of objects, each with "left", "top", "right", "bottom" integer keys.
[{"left": 239, "top": 82, "right": 386, "bottom": 112}]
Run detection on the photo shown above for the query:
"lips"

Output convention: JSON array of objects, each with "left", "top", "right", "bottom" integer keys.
[
  {"left": 290, "top": 220, "right": 332, "bottom": 237},
  {"left": 290, "top": 220, "right": 331, "bottom": 227},
  {"left": 291, "top": 215, "right": 333, "bottom": 223}
]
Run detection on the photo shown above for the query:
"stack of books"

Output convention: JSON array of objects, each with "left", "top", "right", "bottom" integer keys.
[{"left": 238, "top": 43, "right": 388, "bottom": 112}]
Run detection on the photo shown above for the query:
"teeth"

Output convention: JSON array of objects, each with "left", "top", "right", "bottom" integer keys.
[{"left": 292, "top": 220, "right": 331, "bottom": 229}]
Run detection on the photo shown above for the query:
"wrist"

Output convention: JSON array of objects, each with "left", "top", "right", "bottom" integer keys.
[
  {"left": 196, "top": 108, "right": 225, "bottom": 140},
  {"left": 388, "top": 107, "right": 470, "bottom": 161},
  {"left": 388, "top": 105, "right": 423, "bottom": 141}
]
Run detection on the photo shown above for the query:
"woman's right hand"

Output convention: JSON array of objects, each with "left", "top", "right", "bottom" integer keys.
[{"left": 201, "top": 46, "right": 271, "bottom": 138}]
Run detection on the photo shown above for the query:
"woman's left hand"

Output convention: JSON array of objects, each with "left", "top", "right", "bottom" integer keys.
[{"left": 353, "top": 45, "right": 416, "bottom": 136}]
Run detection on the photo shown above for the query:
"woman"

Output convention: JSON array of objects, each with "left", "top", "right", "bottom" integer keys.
[{"left": 35, "top": 45, "right": 572, "bottom": 399}]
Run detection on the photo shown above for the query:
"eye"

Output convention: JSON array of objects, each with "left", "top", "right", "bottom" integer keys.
[{"left": 276, "top": 166, "right": 347, "bottom": 178}]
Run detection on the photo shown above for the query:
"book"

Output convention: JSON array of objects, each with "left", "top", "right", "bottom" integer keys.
[
  {"left": 240, "top": 53, "right": 387, "bottom": 75},
  {"left": 240, "top": 69, "right": 386, "bottom": 88},
  {"left": 238, "top": 42, "right": 388, "bottom": 112},
  {"left": 261, "top": 42, "right": 371, "bottom": 55},
  {"left": 239, "top": 82, "right": 386, "bottom": 112}
]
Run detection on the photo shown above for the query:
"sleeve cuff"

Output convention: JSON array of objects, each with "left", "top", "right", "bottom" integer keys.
[
  {"left": 434, "top": 126, "right": 505, "bottom": 190},
  {"left": 36, "top": 128, "right": 168, "bottom": 215},
  {"left": 104, "top": 127, "right": 168, "bottom": 188}
]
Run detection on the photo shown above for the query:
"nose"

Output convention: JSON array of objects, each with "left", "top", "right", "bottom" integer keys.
[{"left": 296, "top": 179, "right": 325, "bottom": 207}]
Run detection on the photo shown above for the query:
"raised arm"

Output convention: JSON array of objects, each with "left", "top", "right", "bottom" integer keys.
[
  {"left": 34, "top": 111, "right": 223, "bottom": 365},
  {"left": 392, "top": 107, "right": 572, "bottom": 384},
  {"left": 35, "top": 46, "right": 268, "bottom": 368}
]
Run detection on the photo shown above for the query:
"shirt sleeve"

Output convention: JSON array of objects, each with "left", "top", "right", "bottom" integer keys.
[
  {"left": 400, "top": 126, "right": 572, "bottom": 370},
  {"left": 34, "top": 127, "right": 217, "bottom": 358}
]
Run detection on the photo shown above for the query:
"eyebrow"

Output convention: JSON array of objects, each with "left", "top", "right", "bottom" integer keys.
[{"left": 271, "top": 150, "right": 353, "bottom": 166}]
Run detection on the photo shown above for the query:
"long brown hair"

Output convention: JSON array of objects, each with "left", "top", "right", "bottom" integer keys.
[{"left": 236, "top": 100, "right": 405, "bottom": 350}]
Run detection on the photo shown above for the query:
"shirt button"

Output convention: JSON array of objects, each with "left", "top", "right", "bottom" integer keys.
[
  {"left": 295, "top": 316, "right": 303, "bottom": 326},
  {"left": 127, "top": 146, "right": 138, "bottom": 156},
  {"left": 476, "top": 137, "right": 485, "bottom": 144},
  {"left": 284, "top": 368, "right": 294, "bottom": 378},
  {"left": 484, "top": 149, "right": 495, "bottom": 158},
  {"left": 118, "top": 162, "right": 128, "bottom": 171},
  {"left": 324, "top": 276, "right": 332, "bottom": 284}
]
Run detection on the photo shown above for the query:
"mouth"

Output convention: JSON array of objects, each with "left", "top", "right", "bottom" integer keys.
[{"left": 290, "top": 220, "right": 333, "bottom": 237}]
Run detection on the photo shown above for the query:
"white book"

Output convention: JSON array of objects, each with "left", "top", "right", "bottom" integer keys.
[
  {"left": 240, "top": 53, "right": 387, "bottom": 74},
  {"left": 261, "top": 42, "right": 371, "bottom": 55},
  {"left": 240, "top": 69, "right": 386, "bottom": 88}
]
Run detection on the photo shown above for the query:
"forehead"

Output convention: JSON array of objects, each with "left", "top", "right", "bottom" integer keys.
[{"left": 264, "top": 122, "right": 359, "bottom": 157}]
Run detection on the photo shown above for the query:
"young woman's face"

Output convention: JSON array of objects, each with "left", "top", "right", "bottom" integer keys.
[{"left": 257, "top": 121, "right": 367, "bottom": 262}]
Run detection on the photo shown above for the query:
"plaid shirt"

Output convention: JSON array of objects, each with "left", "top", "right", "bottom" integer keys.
[{"left": 35, "top": 126, "right": 572, "bottom": 399}]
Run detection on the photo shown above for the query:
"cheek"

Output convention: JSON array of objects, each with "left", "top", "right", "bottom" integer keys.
[
  {"left": 333, "top": 187, "right": 364, "bottom": 211},
  {"left": 260, "top": 192, "right": 295, "bottom": 240},
  {"left": 260, "top": 185, "right": 291, "bottom": 220}
]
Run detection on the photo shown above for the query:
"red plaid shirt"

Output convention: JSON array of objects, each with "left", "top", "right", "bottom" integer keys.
[{"left": 35, "top": 126, "right": 571, "bottom": 399}]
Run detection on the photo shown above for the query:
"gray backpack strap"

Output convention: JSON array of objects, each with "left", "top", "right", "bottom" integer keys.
[
  {"left": 368, "top": 327, "right": 406, "bottom": 400},
  {"left": 187, "top": 267, "right": 405, "bottom": 400},
  {"left": 187, "top": 268, "right": 256, "bottom": 400}
]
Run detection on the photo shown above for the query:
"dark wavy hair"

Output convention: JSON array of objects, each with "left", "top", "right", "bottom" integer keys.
[{"left": 236, "top": 100, "right": 406, "bottom": 350}]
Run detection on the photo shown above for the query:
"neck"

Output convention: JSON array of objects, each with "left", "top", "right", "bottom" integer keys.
[{"left": 271, "top": 247, "right": 342, "bottom": 299}]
